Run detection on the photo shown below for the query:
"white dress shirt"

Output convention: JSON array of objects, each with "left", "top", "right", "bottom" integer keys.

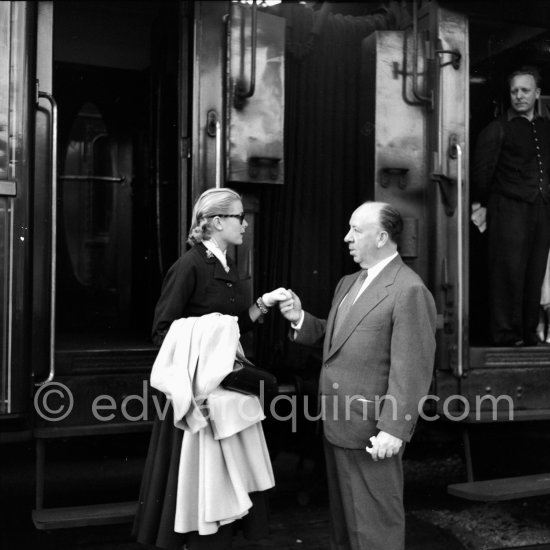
[{"left": 292, "top": 252, "right": 399, "bottom": 331}]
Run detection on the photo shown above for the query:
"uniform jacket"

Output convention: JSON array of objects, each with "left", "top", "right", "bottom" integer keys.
[
  {"left": 295, "top": 256, "right": 436, "bottom": 448},
  {"left": 472, "top": 111, "right": 550, "bottom": 205}
]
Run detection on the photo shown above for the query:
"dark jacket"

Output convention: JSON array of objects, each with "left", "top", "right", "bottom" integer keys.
[
  {"left": 152, "top": 242, "right": 253, "bottom": 345},
  {"left": 472, "top": 110, "right": 550, "bottom": 204}
]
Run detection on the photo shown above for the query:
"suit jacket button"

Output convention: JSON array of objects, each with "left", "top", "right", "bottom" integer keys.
[
  {"left": 230, "top": 297, "right": 235, "bottom": 303},
  {"left": 226, "top": 282, "right": 233, "bottom": 287}
]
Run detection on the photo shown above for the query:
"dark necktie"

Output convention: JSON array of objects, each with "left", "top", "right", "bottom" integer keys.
[{"left": 332, "top": 269, "right": 368, "bottom": 338}]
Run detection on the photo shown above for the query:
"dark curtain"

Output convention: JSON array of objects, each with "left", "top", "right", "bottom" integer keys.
[{"left": 256, "top": 3, "right": 402, "bottom": 370}]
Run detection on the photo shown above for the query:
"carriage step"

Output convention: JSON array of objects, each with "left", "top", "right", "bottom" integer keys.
[
  {"left": 32, "top": 501, "right": 137, "bottom": 530},
  {"left": 448, "top": 473, "right": 550, "bottom": 501}
]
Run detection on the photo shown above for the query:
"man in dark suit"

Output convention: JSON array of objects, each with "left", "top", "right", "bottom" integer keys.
[{"left": 279, "top": 201, "right": 436, "bottom": 550}]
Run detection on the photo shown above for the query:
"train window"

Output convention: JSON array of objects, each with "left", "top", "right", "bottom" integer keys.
[
  {"left": 61, "top": 102, "right": 120, "bottom": 290},
  {"left": 57, "top": 98, "right": 136, "bottom": 340}
]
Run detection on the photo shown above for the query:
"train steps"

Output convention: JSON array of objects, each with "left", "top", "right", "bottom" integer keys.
[
  {"left": 446, "top": 407, "right": 550, "bottom": 502},
  {"left": 448, "top": 472, "right": 550, "bottom": 501},
  {"left": 32, "top": 422, "right": 151, "bottom": 530},
  {"left": 32, "top": 501, "right": 136, "bottom": 530}
]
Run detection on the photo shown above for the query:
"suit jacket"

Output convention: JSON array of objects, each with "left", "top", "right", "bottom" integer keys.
[{"left": 295, "top": 256, "right": 436, "bottom": 449}]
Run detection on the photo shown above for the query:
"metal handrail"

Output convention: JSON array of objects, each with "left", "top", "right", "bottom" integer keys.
[
  {"left": 411, "top": 0, "right": 433, "bottom": 108},
  {"left": 59, "top": 175, "right": 125, "bottom": 183},
  {"left": 35, "top": 90, "right": 58, "bottom": 387},
  {"left": 215, "top": 120, "right": 222, "bottom": 188},
  {"left": 234, "top": 1, "right": 257, "bottom": 104},
  {"left": 456, "top": 143, "right": 464, "bottom": 378}
]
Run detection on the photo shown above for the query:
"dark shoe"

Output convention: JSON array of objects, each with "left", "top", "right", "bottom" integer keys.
[
  {"left": 523, "top": 337, "right": 541, "bottom": 347},
  {"left": 513, "top": 339, "right": 526, "bottom": 347},
  {"left": 493, "top": 339, "right": 524, "bottom": 347}
]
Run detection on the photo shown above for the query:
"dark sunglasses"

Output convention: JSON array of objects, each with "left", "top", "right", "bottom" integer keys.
[{"left": 212, "top": 213, "right": 246, "bottom": 224}]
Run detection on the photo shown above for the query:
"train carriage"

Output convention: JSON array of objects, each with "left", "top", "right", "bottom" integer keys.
[{"left": 1, "top": 0, "right": 550, "bottom": 531}]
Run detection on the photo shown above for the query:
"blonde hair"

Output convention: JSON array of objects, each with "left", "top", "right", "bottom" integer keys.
[{"left": 187, "top": 188, "right": 242, "bottom": 246}]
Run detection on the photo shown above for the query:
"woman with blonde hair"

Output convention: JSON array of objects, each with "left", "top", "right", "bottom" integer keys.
[{"left": 134, "top": 187, "right": 289, "bottom": 550}]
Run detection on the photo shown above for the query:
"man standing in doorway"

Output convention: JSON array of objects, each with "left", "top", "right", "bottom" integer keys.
[
  {"left": 279, "top": 201, "right": 436, "bottom": 550},
  {"left": 471, "top": 66, "right": 550, "bottom": 346}
]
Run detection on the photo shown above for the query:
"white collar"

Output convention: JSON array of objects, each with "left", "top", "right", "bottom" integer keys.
[
  {"left": 203, "top": 240, "right": 229, "bottom": 272},
  {"left": 366, "top": 251, "right": 398, "bottom": 281}
]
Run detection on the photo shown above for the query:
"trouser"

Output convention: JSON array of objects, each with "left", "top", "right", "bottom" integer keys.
[
  {"left": 488, "top": 193, "right": 550, "bottom": 345},
  {"left": 323, "top": 437, "right": 405, "bottom": 550}
]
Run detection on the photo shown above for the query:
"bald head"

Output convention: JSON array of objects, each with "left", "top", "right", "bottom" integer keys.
[
  {"left": 354, "top": 201, "right": 383, "bottom": 221},
  {"left": 354, "top": 202, "right": 402, "bottom": 242},
  {"left": 344, "top": 201, "right": 401, "bottom": 268}
]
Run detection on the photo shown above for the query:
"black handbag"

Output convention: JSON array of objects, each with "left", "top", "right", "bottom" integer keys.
[{"left": 221, "top": 355, "right": 278, "bottom": 397}]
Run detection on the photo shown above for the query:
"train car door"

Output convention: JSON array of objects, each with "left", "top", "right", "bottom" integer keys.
[
  {"left": 0, "top": 2, "right": 35, "bottom": 430},
  {"left": 361, "top": 2, "right": 469, "bottom": 406},
  {"left": 190, "top": 1, "right": 285, "bottom": 357},
  {"left": 32, "top": 1, "right": 186, "bottom": 429},
  {"left": 30, "top": 0, "right": 190, "bottom": 528},
  {"left": 363, "top": 0, "right": 550, "bottom": 499}
]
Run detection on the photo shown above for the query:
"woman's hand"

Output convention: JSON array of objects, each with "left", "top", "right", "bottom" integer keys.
[{"left": 262, "top": 287, "right": 292, "bottom": 307}]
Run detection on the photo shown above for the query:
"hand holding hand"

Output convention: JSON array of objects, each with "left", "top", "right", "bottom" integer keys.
[
  {"left": 262, "top": 287, "right": 292, "bottom": 308},
  {"left": 279, "top": 289, "right": 302, "bottom": 324},
  {"left": 365, "top": 431, "right": 403, "bottom": 461}
]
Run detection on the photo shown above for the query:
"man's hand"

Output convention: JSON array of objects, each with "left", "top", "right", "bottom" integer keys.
[
  {"left": 365, "top": 431, "right": 403, "bottom": 461},
  {"left": 471, "top": 202, "right": 487, "bottom": 233},
  {"left": 278, "top": 289, "right": 302, "bottom": 324}
]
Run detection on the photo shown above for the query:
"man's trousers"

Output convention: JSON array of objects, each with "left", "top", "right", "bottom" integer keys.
[{"left": 324, "top": 437, "right": 405, "bottom": 550}]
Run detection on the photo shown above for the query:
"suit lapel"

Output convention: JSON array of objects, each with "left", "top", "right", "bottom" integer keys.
[{"left": 326, "top": 256, "right": 403, "bottom": 361}]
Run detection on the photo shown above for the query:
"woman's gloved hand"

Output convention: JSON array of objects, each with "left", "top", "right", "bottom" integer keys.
[{"left": 262, "top": 287, "right": 292, "bottom": 307}]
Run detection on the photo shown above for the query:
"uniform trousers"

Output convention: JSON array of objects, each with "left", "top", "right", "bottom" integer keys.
[
  {"left": 323, "top": 436, "right": 405, "bottom": 550},
  {"left": 487, "top": 193, "right": 550, "bottom": 345}
]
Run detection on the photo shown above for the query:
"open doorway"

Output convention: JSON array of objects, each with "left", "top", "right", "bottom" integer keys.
[
  {"left": 469, "top": 19, "right": 550, "bottom": 345},
  {"left": 52, "top": 1, "right": 180, "bottom": 350}
]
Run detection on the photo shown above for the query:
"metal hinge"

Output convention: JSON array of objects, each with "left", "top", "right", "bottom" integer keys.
[
  {"left": 181, "top": 137, "right": 191, "bottom": 159},
  {"left": 0, "top": 180, "right": 17, "bottom": 196}
]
